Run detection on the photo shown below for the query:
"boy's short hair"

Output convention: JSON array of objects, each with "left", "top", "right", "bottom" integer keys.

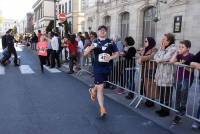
[
  {"left": 98, "top": 25, "right": 108, "bottom": 31},
  {"left": 180, "top": 40, "right": 191, "bottom": 48}
]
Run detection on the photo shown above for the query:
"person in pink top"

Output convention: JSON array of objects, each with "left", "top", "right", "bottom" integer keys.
[{"left": 37, "top": 35, "right": 48, "bottom": 73}]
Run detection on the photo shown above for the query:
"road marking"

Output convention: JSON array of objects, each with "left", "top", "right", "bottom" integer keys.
[
  {"left": 19, "top": 65, "right": 35, "bottom": 74},
  {"left": 0, "top": 66, "right": 5, "bottom": 75},
  {"left": 44, "top": 65, "right": 61, "bottom": 73},
  {"left": 15, "top": 47, "right": 23, "bottom": 52},
  {"left": 62, "top": 64, "right": 69, "bottom": 69}
]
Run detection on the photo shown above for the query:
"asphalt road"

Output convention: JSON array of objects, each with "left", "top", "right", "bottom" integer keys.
[{"left": 0, "top": 43, "right": 173, "bottom": 134}]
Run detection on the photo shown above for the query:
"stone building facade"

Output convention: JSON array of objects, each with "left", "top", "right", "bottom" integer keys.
[
  {"left": 85, "top": 0, "right": 200, "bottom": 53},
  {"left": 58, "top": 0, "right": 85, "bottom": 34},
  {"left": 33, "top": 0, "right": 54, "bottom": 33}
]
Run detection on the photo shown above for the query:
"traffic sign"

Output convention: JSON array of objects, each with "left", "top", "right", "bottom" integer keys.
[{"left": 58, "top": 13, "right": 66, "bottom": 22}]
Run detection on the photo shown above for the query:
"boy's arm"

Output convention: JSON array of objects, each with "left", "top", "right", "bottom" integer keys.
[
  {"left": 190, "top": 62, "right": 200, "bottom": 69},
  {"left": 170, "top": 51, "right": 178, "bottom": 63}
]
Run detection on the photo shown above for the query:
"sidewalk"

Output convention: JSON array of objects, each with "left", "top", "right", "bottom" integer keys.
[{"left": 60, "top": 63, "right": 200, "bottom": 134}]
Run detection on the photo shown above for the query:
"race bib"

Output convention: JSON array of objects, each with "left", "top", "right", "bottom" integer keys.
[
  {"left": 102, "top": 46, "right": 107, "bottom": 51},
  {"left": 98, "top": 53, "right": 110, "bottom": 62}
]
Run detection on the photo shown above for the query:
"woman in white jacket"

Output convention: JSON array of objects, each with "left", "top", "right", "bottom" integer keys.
[{"left": 154, "top": 33, "right": 177, "bottom": 117}]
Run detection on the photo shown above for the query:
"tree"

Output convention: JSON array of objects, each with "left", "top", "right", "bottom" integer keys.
[{"left": 46, "top": 20, "right": 54, "bottom": 33}]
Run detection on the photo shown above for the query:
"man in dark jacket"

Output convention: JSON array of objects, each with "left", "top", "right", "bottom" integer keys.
[
  {"left": 31, "top": 32, "right": 38, "bottom": 50},
  {"left": 6, "top": 29, "right": 19, "bottom": 66},
  {"left": 1, "top": 31, "right": 9, "bottom": 49}
]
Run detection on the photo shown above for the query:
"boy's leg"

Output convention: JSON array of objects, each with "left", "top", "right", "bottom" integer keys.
[
  {"left": 175, "top": 81, "right": 182, "bottom": 111},
  {"left": 180, "top": 79, "right": 190, "bottom": 115}
]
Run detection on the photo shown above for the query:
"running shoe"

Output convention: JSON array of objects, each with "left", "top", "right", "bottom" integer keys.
[{"left": 99, "top": 107, "right": 107, "bottom": 119}]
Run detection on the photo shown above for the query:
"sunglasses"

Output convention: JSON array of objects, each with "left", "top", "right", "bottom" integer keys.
[
  {"left": 144, "top": 40, "right": 148, "bottom": 43},
  {"left": 98, "top": 29, "right": 107, "bottom": 32}
]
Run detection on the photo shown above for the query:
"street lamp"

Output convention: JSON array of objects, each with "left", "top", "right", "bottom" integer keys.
[{"left": 153, "top": 0, "right": 167, "bottom": 22}]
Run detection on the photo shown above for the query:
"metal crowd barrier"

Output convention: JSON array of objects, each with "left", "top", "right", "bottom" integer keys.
[
  {"left": 107, "top": 57, "right": 200, "bottom": 122},
  {"left": 76, "top": 56, "right": 93, "bottom": 76}
]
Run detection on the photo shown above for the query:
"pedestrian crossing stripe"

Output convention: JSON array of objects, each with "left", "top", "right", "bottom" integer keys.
[
  {"left": 0, "top": 66, "right": 5, "bottom": 75},
  {"left": 19, "top": 65, "right": 35, "bottom": 74},
  {"left": 0, "top": 65, "right": 61, "bottom": 74},
  {"left": 43, "top": 65, "right": 61, "bottom": 73},
  {"left": 15, "top": 47, "right": 23, "bottom": 52},
  {"left": 0, "top": 46, "right": 22, "bottom": 52}
]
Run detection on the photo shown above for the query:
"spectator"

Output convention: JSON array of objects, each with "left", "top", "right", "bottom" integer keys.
[
  {"left": 138, "top": 37, "right": 158, "bottom": 107},
  {"left": 1, "top": 31, "right": 9, "bottom": 49},
  {"left": 90, "top": 31, "right": 97, "bottom": 43},
  {"left": 46, "top": 32, "right": 53, "bottom": 66},
  {"left": 83, "top": 32, "right": 92, "bottom": 66},
  {"left": 6, "top": 29, "right": 20, "bottom": 66},
  {"left": 67, "top": 34, "right": 78, "bottom": 74},
  {"left": 84, "top": 25, "right": 119, "bottom": 118},
  {"left": 170, "top": 40, "right": 194, "bottom": 124},
  {"left": 89, "top": 31, "right": 97, "bottom": 65},
  {"left": 112, "top": 35, "right": 124, "bottom": 53},
  {"left": 76, "top": 35, "right": 84, "bottom": 70},
  {"left": 154, "top": 33, "right": 177, "bottom": 117},
  {"left": 50, "top": 32, "right": 60, "bottom": 68},
  {"left": 37, "top": 35, "right": 48, "bottom": 73},
  {"left": 122, "top": 36, "right": 137, "bottom": 99},
  {"left": 31, "top": 32, "right": 38, "bottom": 50},
  {"left": 191, "top": 51, "right": 200, "bottom": 129}
]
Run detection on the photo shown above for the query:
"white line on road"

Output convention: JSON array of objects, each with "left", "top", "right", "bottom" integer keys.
[
  {"left": 62, "top": 64, "right": 69, "bottom": 69},
  {"left": 15, "top": 46, "right": 23, "bottom": 52},
  {"left": 0, "top": 66, "right": 5, "bottom": 75},
  {"left": 19, "top": 65, "right": 35, "bottom": 74},
  {"left": 44, "top": 65, "right": 61, "bottom": 73}
]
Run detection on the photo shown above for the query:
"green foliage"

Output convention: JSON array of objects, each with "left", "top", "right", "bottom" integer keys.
[{"left": 46, "top": 20, "right": 54, "bottom": 33}]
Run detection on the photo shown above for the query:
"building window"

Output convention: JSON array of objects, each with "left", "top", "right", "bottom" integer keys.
[
  {"left": 143, "top": 7, "right": 156, "bottom": 42},
  {"left": 59, "top": 5, "right": 62, "bottom": 14},
  {"left": 120, "top": 12, "right": 129, "bottom": 40},
  {"left": 81, "top": 0, "right": 85, "bottom": 11},
  {"left": 68, "top": 21, "right": 72, "bottom": 33},
  {"left": 42, "top": 3, "right": 44, "bottom": 17},
  {"left": 104, "top": 16, "right": 111, "bottom": 38},
  {"left": 69, "top": 0, "right": 72, "bottom": 13},
  {"left": 62, "top": 4, "right": 64, "bottom": 13},
  {"left": 40, "top": 6, "right": 42, "bottom": 18},
  {"left": 65, "top": 2, "right": 67, "bottom": 14}
]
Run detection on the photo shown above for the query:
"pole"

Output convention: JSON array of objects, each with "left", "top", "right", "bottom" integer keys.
[{"left": 54, "top": 0, "right": 56, "bottom": 31}]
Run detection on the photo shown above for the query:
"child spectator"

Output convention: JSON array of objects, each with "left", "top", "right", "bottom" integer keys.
[{"left": 170, "top": 40, "right": 194, "bottom": 124}]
